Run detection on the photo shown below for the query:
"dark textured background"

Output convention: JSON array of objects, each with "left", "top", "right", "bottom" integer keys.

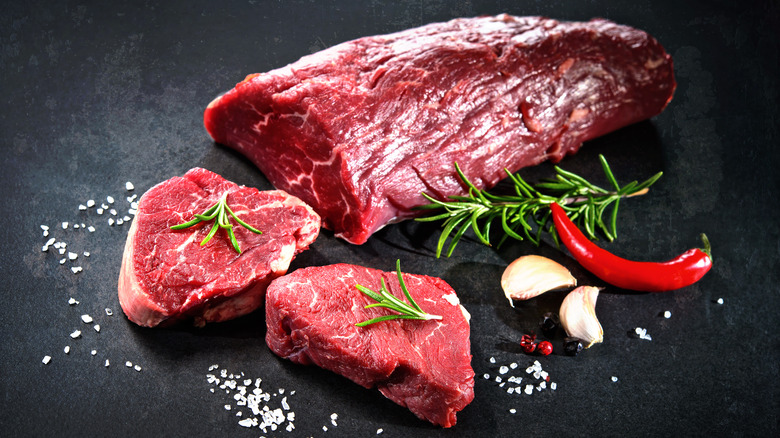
[{"left": 2, "top": 1, "right": 778, "bottom": 436}]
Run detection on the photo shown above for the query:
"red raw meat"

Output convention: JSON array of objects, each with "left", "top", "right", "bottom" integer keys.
[
  {"left": 265, "top": 263, "right": 474, "bottom": 427},
  {"left": 118, "top": 167, "right": 320, "bottom": 327},
  {"left": 204, "top": 14, "right": 675, "bottom": 244}
]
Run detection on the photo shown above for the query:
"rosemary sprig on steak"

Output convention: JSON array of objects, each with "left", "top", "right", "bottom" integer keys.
[
  {"left": 355, "top": 260, "right": 442, "bottom": 327},
  {"left": 171, "top": 192, "right": 261, "bottom": 254},
  {"left": 416, "top": 155, "right": 662, "bottom": 258}
]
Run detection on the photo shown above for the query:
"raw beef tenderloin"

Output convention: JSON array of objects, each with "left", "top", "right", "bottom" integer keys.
[
  {"left": 118, "top": 167, "right": 320, "bottom": 327},
  {"left": 265, "top": 263, "right": 474, "bottom": 427},
  {"left": 204, "top": 14, "right": 675, "bottom": 244}
]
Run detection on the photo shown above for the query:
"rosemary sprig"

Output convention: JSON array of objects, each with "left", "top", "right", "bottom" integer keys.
[
  {"left": 416, "top": 154, "right": 662, "bottom": 257},
  {"left": 355, "top": 259, "right": 443, "bottom": 327},
  {"left": 170, "top": 192, "right": 262, "bottom": 254}
]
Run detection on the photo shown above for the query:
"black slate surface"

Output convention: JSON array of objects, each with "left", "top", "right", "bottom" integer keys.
[{"left": 2, "top": 1, "right": 778, "bottom": 437}]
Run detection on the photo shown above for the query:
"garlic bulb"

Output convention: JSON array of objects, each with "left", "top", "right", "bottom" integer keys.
[
  {"left": 559, "top": 286, "right": 603, "bottom": 348},
  {"left": 501, "top": 255, "right": 577, "bottom": 304}
]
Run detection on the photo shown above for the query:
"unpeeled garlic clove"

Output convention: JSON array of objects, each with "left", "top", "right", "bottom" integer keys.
[
  {"left": 559, "top": 286, "right": 603, "bottom": 348},
  {"left": 501, "top": 255, "right": 577, "bottom": 305}
]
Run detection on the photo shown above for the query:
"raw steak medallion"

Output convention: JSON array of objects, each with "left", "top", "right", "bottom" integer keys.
[
  {"left": 265, "top": 263, "right": 474, "bottom": 427},
  {"left": 118, "top": 167, "right": 320, "bottom": 327}
]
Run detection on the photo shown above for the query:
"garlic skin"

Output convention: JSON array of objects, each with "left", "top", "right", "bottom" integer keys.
[
  {"left": 501, "top": 255, "right": 577, "bottom": 304},
  {"left": 559, "top": 286, "right": 604, "bottom": 348}
]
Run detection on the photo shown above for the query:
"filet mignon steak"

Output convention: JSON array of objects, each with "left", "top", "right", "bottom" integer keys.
[
  {"left": 265, "top": 263, "right": 474, "bottom": 427},
  {"left": 118, "top": 167, "right": 320, "bottom": 327},
  {"left": 204, "top": 14, "right": 675, "bottom": 244}
]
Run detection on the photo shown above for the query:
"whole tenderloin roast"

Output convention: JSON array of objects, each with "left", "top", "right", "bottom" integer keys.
[
  {"left": 204, "top": 14, "right": 675, "bottom": 244},
  {"left": 118, "top": 167, "right": 320, "bottom": 327}
]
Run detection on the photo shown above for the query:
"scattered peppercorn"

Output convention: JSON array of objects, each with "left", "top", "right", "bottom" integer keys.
[
  {"left": 520, "top": 334, "right": 537, "bottom": 354},
  {"left": 540, "top": 312, "right": 560, "bottom": 334},
  {"left": 536, "top": 341, "right": 553, "bottom": 356},
  {"left": 564, "top": 338, "right": 584, "bottom": 356}
]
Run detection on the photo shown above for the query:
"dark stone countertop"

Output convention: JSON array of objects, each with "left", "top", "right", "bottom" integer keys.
[{"left": 2, "top": 1, "right": 777, "bottom": 436}]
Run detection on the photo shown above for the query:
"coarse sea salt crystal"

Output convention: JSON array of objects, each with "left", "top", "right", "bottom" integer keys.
[
  {"left": 134, "top": 365, "right": 142, "bottom": 372},
  {"left": 68, "top": 252, "right": 78, "bottom": 260},
  {"left": 94, "top": 324, "right": 101, "bottom": 332},
  {"left": 105, "top": 308, "right": 113, "bottom": 316},
  {"left": 42, "top": 355, "right": 52, "bottom": 364},
  {"left": 68, "top": 297, "right": 79, "bottom": 305},
  {"left": 509, "top": 408, "right": 517, "bottom": 414},
  {"left": 63, "top": 345, "right": 70, "bottom": 354},
  {"left": 105, "top": 359, "right": 110, "bottom": 367},
  {"left": 126, "top": 361, "right": 133, "bottom": 367},
  {"left": 126, "top": 182, "right": 134, "bottom": 191},
  {"left": 87, "top": 199, "right": 95, "bottom": 207},
  {"left": 87, "top": 226, "right": 95, "bottom": 232},
  {"left": 71, "top": 266, "right": 83, "bottom": 274},
  {"left": 62, "top": 222, "right": 68, "bottom": 229},
  {"left": 499, "top": 365, "right": 509, "bottom": 374},
  {"left": 78, "top": 204, "right": 87, "bottom": 211},
  {"left": 107, "top": 196, "right": 115, "bottom": 204},
  {"left": 91, "top": 349, "right": 97, "bottom": 356},
  {"left": 70, "top": 330, "right": 81, "bottom": 339},
  {"left": 717, "top": 298, "right": 724, "bottom": 305},
  {"left": 664, "top": 310, "right": 672, "bottom": 319}
]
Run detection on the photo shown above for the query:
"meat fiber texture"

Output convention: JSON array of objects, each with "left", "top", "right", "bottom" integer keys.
[
  {"left": 118, "top": 167, "right": 320, "bottom": 328},
  {"left": 265, "top": 263, "right": 474, "bottom": 427},
  {"left": 204, "top": 14, "right": 675, "bottom": 244}
]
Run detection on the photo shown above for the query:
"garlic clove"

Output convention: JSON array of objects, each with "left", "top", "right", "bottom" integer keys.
[
  {"left": 501, "top": 255, "right": 577, "bottom": 304},
  {"left": 559, "top": 286, "right": 604, "bottom": 348}
]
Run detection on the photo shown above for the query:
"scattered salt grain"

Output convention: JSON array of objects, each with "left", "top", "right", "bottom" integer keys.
[
  {"left": 238, "top": 418, "right": 253, "bottom": 428},
  {"left": 489, "top": 357, "right": 496, "bottom": 364},
  {"left": 509, "top": 408, "right": 516, "bottom": 414},
  {"left": 663, "top": 310, "right": 672, "bottom": 319},
  {"left": 68, "top": 252, "right": 78, "bottom": 260},
  {"left": 68, "top": 298, "right": 79, "bottom": 305},
  {"left": 105, "top": 308, "right": 113, "bottom": 316},
  {"left": 107, "top": 196, "right": 115, "bottom": 204},
  {"left": 108, "top": 218, "right": 114, "bottom": 226},
  {"left": 62, "top": 222, "right": 68, "bottom": 229},
  {"left": 59, "top": 258, "right": 66, "bottom": 264},
  {"left": 83, "top": 251, "right": 90, "bottom": 257},
  {"left": 126, "top": 182, "right": 134, "bottom": 191},
  {"left": 330, "top": 413, "right": 338, "bottom": 426},
  {"left": 63, "top": 345, "right": 70, "bottom": 354},
  {"left": 509, "top": 362, "right": 518, "bottom": 369},
  {"left": 125, "top": 361, "right": 133, "bottom": 367},
  {"left": 634, "top": 327, "right": 652, "bottom": 341},
  {"left": 87, "top": 226, "right": 95, "bottom": 232},
  {"left": 483, "top": 373, "right": 490, "bottom": 379},
  {"left": 377, "top": 428, "right": 384, "bottom": 434},
  {"left": 73, "top": 224, "right": 80, "bottom": 229},
  {"left": 551, "top": 382, "right": 557, "bottom": 390},
  {"left": 105, "top": 359, "right": 110, "bottom": 367},
  {"left": 41, "top": 225, "right": 49, "bottom": 231},
  {"left": 611, "top": 376, "right": 618, "bottom": 382},
  {"left": 87, "top": 199, "right": 95, "bottom": 208},
  {"left": 94, "top": 324, "right": 101, "bottom": 332},
  {"left": 70, "top": 330, "right": 81, "bottom": 339},
  {"left": 134, "top": 365, "right": 142, "bottom": 372},
  {"left": 97, "top": 208, "right": 103, "bottom": 215},
  {"left": 91, "top": 350, "right": 97, "bottom": 356},
  {"left": 717, "top": 298, "right": 724, "bottom": 305},
  {"left": 71, "top": 266, "right": 83, "bottom": 274},
  {"left": 499, "top": 365, "right": 509, "bottom": 374},
  {"left": 524, "top": 385, "right": 533, "bottom": 395},
  {"left": 78, "top": 204, "right": 87, "bottom": 211},
  {"left": 42, "top": 355, "right": 52, "bottom": 364}
]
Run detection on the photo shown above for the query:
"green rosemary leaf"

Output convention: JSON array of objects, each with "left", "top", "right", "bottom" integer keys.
[
  {"left": 355, "top": 260, "right": 442, "bottom": 327},
  {"left": 170, "top": 191, "right": 262, "bottom": 254},
  {"left": 599, "top": 154, "right": 621, "bottom": 191},
  {"left": 416, "top": 156, "right": 661, "bottom": 257}
]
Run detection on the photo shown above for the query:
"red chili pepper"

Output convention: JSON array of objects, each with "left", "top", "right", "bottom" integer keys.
[{"left": 549, "top": 202, "right": 712, "bottom": 292}]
